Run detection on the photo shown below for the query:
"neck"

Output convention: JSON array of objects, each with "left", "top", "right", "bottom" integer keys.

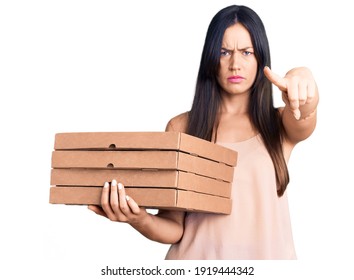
[{"left": 219, "top": 91, "right": 250, "bottom": 115}]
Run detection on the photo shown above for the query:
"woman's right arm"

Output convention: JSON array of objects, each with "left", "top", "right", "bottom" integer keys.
[{"left": 88, "top": 112, "right": 189, "bottom": 244}]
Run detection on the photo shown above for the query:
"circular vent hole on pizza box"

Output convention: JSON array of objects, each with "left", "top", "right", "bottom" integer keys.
[
  {"left": 107, "top": 163, "right": 114, "bottom": 168},
  {"left": 109, "top": 144, "right": 116, "bottom": 149}
]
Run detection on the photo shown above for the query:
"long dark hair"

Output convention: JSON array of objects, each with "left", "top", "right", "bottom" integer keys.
[{"left": 187, "top": 5, "right": 289, "bottom": 196}]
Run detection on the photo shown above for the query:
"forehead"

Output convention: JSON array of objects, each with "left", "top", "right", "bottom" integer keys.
[{"left": 222, "top": 23, "right": 253, "bottom": 48}]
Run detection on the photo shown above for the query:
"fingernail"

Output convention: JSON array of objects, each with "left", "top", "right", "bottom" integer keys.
[
  {"left": 294, "top": 110, "right": 301, "bottom": 120},
  {"left": 125, "top": 195, "right": 130, "bottom": 201},
  {"left": 111, "top": 179, "right": 117, "bottom": 187},
  {"left": 118, "top": 183, "right": 123, "bottom": 190},
  {"left": 104, "top": 182, "right": 109, "bottom": 188}
]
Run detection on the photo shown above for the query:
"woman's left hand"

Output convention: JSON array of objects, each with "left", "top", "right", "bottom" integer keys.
[{"left": 264, "top": 66, "right": 318, "bottom": 120}]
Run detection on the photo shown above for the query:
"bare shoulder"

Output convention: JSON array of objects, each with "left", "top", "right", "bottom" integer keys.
[{"left": 165, "top": 111, "right": 189, "bottom": 133}]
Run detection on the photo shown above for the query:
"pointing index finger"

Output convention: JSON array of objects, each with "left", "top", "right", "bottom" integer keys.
[{"left": 264, "top": 66, "right": 287, "bottom": 92}]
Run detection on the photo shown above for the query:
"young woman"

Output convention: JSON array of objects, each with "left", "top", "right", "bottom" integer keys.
[{"left": 88, "top": 5, "right": 319, "bottom": 259}]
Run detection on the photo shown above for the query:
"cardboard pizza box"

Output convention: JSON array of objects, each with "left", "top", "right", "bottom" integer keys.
[
  {"left": 51, "top": 150, "right": 234, "bottom": 182},
  {"left": 50, "top": 132, "right": 238, "bottom": 214},
  {"left": 51, "top": 169, "right": 231, "bottom": 198},
  {"left": 49, "top": 186, "right": 232, "bottom": 214},
  {"left": 54, "top": 132, "right": 237, "bottom": 167}
]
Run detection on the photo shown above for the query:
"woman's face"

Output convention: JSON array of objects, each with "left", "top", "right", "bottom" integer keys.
[{"left": 217, "top": 23, "right": 258, "bottom": 96}]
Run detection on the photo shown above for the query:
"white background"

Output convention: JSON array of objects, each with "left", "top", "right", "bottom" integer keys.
[{"left": 1, "top": 0, "right": 353, "bottom": 279}]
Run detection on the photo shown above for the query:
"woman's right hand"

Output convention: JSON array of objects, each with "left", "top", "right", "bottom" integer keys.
[
  {"left": 88, "top": 179, "right": 185, "bottom": 244},
  {"left": 88, "top": 179, "right": 149, "bottom": 226}
]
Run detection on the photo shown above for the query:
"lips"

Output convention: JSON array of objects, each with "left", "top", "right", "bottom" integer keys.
[{"left": 227, "top": 75, "right": 245, "bottom": 83}]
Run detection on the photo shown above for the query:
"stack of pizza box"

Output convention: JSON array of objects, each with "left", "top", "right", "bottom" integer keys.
[{"left": 49, "top": 132, "right": 237, "bottom": 214}]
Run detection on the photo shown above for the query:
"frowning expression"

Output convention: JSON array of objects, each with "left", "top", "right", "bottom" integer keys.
[{"left": 217, "top": 23, "right": 258, "bottom": 96}]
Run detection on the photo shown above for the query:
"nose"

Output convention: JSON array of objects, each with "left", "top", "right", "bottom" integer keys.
[{"left": 229, "top": 53, "right": 241, "bottom": 72}]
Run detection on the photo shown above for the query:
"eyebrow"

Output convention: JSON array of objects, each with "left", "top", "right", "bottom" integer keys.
[{"left": 221, "top": 46, "right": 254, "bottom": 51}]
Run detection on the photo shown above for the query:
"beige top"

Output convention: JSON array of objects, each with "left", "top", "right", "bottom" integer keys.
[{"left": 165, "top": 134, "right": 296, "bottom": 260}]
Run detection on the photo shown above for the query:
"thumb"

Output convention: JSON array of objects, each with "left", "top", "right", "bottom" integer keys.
[{"left": 264, "top": 66, "right": 287, "bottom": 92}]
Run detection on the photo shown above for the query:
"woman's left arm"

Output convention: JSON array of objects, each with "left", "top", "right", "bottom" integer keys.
[{"left": 264, "top": 66, "right": 319, "bottom": 145}]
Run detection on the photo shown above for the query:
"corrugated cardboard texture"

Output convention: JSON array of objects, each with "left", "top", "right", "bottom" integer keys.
[
  {"left": 51, "top": 169, "right": 231, "bottom": 198},
  {"left": 49, "top": 186, "right": 232, "bottom": 214},
  {"left": 54, "top": 132, "right": 238, "bottom": 167},
  {"left": 50, "top": 131, "right": 237, "bottom": 214},
  {"left": 51, "top": 150, "right": 234, "bottom": 182}
]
